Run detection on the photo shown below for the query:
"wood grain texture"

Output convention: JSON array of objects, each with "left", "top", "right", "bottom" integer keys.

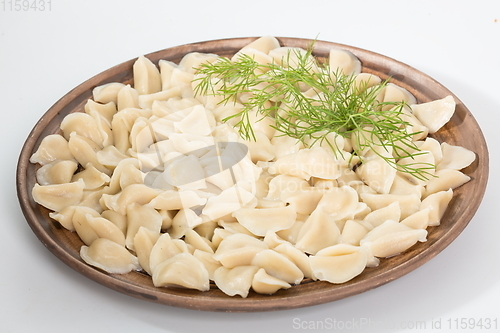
[{"left": 16, "top": 37, "right": 489, "bottom": 312}]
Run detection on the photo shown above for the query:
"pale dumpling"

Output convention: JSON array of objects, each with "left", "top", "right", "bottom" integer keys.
[
  {"left": 360, "top": 192, "right": 421, "bottom": 220},
  {"left": 202, "top": 185, "right": 258, "bottom": 221},
  {"left": 360, "top": 220, "right": 427, "bottom": 258},
  {"left": 72, "top": 206, "right": 101, "bottom": 246},
  {"left": 355, "top": 148, "right": 397, "bottom": 194},
  {"left": 152, "top": 253, "right": 210, "bottom": 291},
  {"left": 29, "top": 134, "right": 74, "bottom": 165},
  {"left": 100, "top": 184, "right": 161, "bottom": 215},
  {"left": 68, "top": 132, "right": 110, "bottom": 175},
  {"left": 183, "top": 229, "right": 214, "bottom": 253},
  {"left": 213, "top": 233, "right": 268, "bottom": 268},
  {"left": 269, "top": 147, "right": 341, "bottom": 180},
  {"left": 80, "top": 238, "right": 141, "bottom": 274},
  {"left": 339, "top": 219, "right": 370, "bottom": 246},
  {"left": 329, "top": 48, "right": 361, "bottom": 76},
  {"left": 410, "top": 95, "right": 455, "bottom": 134},
  {"left": 239, "top": 36, "right": 280, "bottom": 55},
  {"left": 437, "top": 142, "right": 476, "bottom": 171},
  {"left": 424, "top": 169, "right": 470, "bottom": 197},
  {"left": 48, "top": 206, "right": 78, "bottom": 231},
  {"left": 309, "top": 244, "right": 368, "bottom": 283},
  {"left": 317, "top": 185, "right": 360, "bottom": 221},
  {"left": 92, "top": 82, "right": 126, "bottom": 104},
  {"left": 149, "top": 189, "right": 207, "bottom": 211},
  {"left": 362, "top": 201, "right": 401, "bottom": 227},
  {"left": 125, "top": 202, "right": 163, "bottom": 250},
  {"left": 232, "top": 205, "right": 296, "bottom": 237},
  {"left": 193, "top": 249, "right": 222, "bottom": 280},
  {"left": 148, "top": 232, "right": 185, "bottom": 272},
  {"left": 382, "top": 83, "right": 416, "bottom": 106},
  {"left": 213, "top": 265, "right": 259, "bottom": 298},
  {"left": 251, "top": 267, "right": 291, "bottom": 295},
  {"left": 420, "top": 189, "right": 453, "bottom": 226},
  {"left": 251, "top": 249, "right": 304, "bottom": 284},
  {"left": 295, "top": 208, "right": 340, "bottom": 255},
  {"left": 60, "top": 112, "right": 104, "bottom": 147},
  {"left": 85, "top": 214, "right": 126, "bottom": 246},
  {"left": 32, "top": 179, "right": 85, "bottom": 212},
  {"left": 273, "top": 242, "right": 313, "bottom": 279},
  {"left": 133, "top": 55, "right": 162, "bottom": 95},
  {"left": 36, "top": 160, "right": 78, "bottom": 185},
  {"left": 71, "top": 163, "right": 111, "bottom": 189},
  {"left": 133, "top": 227, "right": 160, "bottom": 275}
]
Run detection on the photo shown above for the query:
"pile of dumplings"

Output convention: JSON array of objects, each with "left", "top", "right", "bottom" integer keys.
[{"left": 30, "top": 36, "right": 476, "bottom": 297}]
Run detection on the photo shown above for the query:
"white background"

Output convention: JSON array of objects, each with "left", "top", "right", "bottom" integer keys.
[{"left": 1, "top": 1, "right": 499, "bottom": 332}]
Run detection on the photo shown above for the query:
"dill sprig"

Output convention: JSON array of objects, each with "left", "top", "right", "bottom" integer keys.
[{"left": 193, "top": 47, "right": 434, "bottom": 180}]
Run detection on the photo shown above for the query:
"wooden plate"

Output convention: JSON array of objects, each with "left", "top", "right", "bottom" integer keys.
[{"left": 16, "top": 37, "right": 489, "bottom": 312}]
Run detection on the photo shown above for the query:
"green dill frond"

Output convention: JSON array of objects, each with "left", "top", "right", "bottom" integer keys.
[{"left": 193, "top": 47, "right": 435, "bottom": 180}]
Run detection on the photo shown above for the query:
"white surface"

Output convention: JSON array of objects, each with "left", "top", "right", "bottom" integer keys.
[{"left": 1, "top": 1, "right": 499, "bottom": 332}]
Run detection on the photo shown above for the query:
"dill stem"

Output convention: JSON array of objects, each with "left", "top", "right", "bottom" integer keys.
[{"left": 193, "top": 49, "right": 434, "bottom": 181}]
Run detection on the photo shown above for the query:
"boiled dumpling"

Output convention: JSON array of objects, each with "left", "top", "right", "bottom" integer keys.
[
  {"left": 80, "top": 238, "right": 140, "bottom": 274},
  {"left": 32, "top": 179, "right": 85, "bottom": 212},
  {"left": 309, "top": 244, "right": 368, "bottom": 283},
  {"left": 60, "top": 112, "right": 104, "bottom": 147},
  {"left": 232, "top": 205, "right": 297, "bottom": 237},
  {"left": 85, "top": 214, "right": 126, "bottom": 246},
  {"left": 295, "top": 208, "right": 340, "bottom": 255},
  {"left": 410, "top": 95, "right": 455, "bottom": 134},
  {"left": 424, "top": 169, "right": 470, "bottom": 197},
  {"left": 356, "top": 147, "right": 397, "bottom": 194},
  {"left": 72, "top": 206, "right": 101, "bottom": 246},
  {"left": 193, "top": 249, "right": 222, "bottom": 280},
  {"left": 29, "top": 134, "right": 75, "bottom": 165},
  {"left": 362, "top": 201, "right": 401, "bottom": 227},
  {"left": 173, "top": 105, "right": 215, "bottom": 136},
  {"left": 202, "top": 184, "right": 257, "bottom": 221},
  {"left": 437, "top": 142, "right": 476, "bottom": 171},
  {"left": 360, "top": 192, "right": 421, "bottom": 220},
  {"left": 239, "top": 36, "right": 280, "bottom": 55},
  {"left": 400, "top": 208, "right": 430, "bottom": 230},
  {"left": 339, "top": 219, "right": 370, "bottom": 246},
  {"left": 251, "top": 249, "right": 304, "bottom": 284},
  {"left": 317, "top": 185, "right": 360, "bottom": 221},
  {"left": 149, "top": 189, "right": 207, "bottom": 211},
  {"left": 68, "top": 132, "right": 110, "bottom": 175},
  {"left": 273, "top": 242, "right": 313, "bottom": 279},
  {"left": 48, "top": 206, "right": 78, "bottom": 231},
  {"left": 133, "top": 55, "right": 162, "bottom": 95},
  {"left": 213, "top": 265, "right": 259, "bottom": 298},
  {"left": 36, "top": 160, "right": 78, "bottom": 185},
  {"left": 360, "top": 220, "right": 427, "bottom": 258},
  {"left": 92, "top": 82, "right": 126, "bottom": 104},
  {"left": 251, "top": 267, "right": 291, "bottom": 295},
  {"left": 269, "top": 147, "right": 341, "bottom": 181},
  {"left": 329, "top": 48, "right": 361, "bottom": 76},
  {"left": 72, "top": 163, "right": 111, "bottom": 190},
  {"left": 148, "top": 232, "right": 185, "bottom": 272},
  {"left": 382, "top": 83, "right": 416, "bottom": 106},
  {"left": 100, "top": 184, "right": 161, "bottom": 215},
  {"left": 125, "top": 202, "right": 163, "bottom": 250},
  {"left": 152, "top": 253, "right": 210, "bottom": 291},
  {"left": 213, "top": 233, "right": 268, "bottom": 268},
  {"left": 183, "top": 229, "right": 214, "bottom": 253},
  {"left": 133, "top": 227, "right": 160, "bottom": 275},
  {"left": 420, "top": 189, "right": 453, "bottom": 226}
]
